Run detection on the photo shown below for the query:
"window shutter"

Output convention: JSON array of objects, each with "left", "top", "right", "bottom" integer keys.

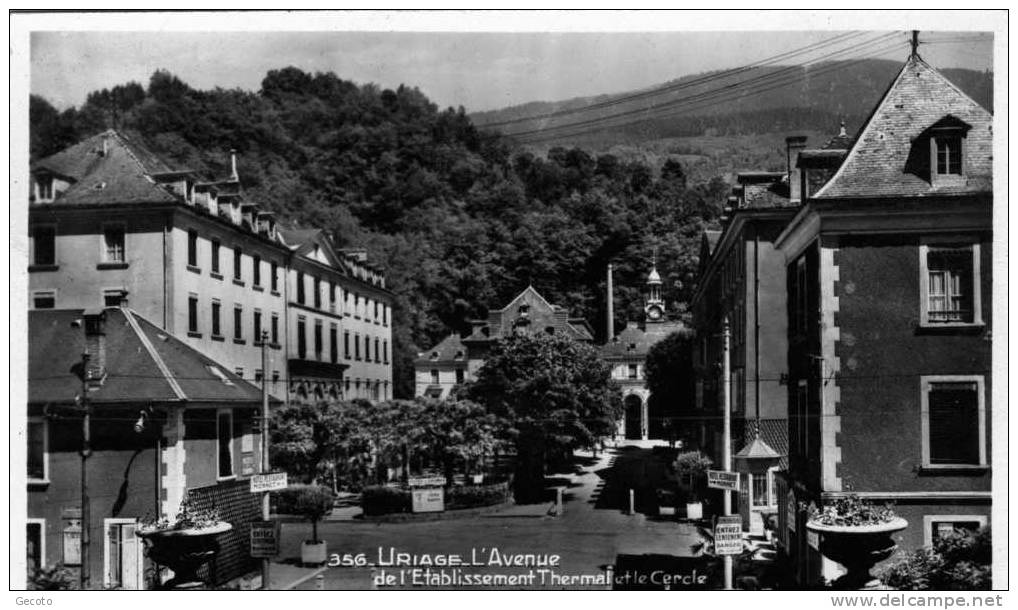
[{"left": 928, "top": 382, "right": 979, "bottom": 464}]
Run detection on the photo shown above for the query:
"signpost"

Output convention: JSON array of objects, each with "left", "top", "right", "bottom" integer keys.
[
  {"left": 250, "top": 472, "right": 288, "bottom": 494},
  {"left": 707, "top": 469, "right": 740, "bottom": 491},
  {"left": 250, "top": 520, "right": 280, "bottom": 558},
  {"left": 714, "top": 516, "right": 743, "bottom": 556},
  {"left": 409, "top": 477, "right": 446, "bottom": 513},
  {"left": 807, "top": 530, "right": 820, "bottom": 551}
]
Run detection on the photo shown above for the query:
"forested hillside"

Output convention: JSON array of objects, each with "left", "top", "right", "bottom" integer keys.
[{"left": 30, "top": 68, "right": 729, "bottom": 397}]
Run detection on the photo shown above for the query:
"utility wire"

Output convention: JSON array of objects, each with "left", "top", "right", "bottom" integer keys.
[{"left": 476, "top": 31, "right": 868, "bottom": 129}]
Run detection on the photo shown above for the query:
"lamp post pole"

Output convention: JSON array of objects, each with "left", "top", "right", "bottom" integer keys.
[
  {"left": 79, "top": 352, "right": 92, "bottom": 590},
  {"left": 721, "top": 316, "right": 733, "bottom": 591},
  {"left": 261, "top": 330, "right": 271, "bottom": 590}
]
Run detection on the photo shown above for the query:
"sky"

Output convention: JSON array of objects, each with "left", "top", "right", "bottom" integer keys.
[{"left": 28, "top": 24, "right": 996, "bottom": 114}]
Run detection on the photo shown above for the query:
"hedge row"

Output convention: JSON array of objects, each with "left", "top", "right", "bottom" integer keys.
[{"left": 361, "top": 480, "right": 511, "bottom": 516}]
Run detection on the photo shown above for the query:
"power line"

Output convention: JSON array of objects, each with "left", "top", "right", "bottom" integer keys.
[
  {"left": 506, "top": 32, "right": 902, "bottom": 142},
  {"left": 476, "top": 31, "right": 869, "bottom": 129},
  {"left": 515, "top": 36, "right": 905, "bottom": 144}
]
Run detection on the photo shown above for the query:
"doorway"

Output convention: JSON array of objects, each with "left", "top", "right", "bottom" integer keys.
[
  {"left": 624, "top": 395, "right": 644, "bottom": 440},
  {"left": 104, "top": 519, "right": 143, "bottom": 590}
]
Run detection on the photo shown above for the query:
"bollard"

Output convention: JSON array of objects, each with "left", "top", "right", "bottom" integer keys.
[
  {"left": 556, "top": 487, "right": 563, "bottom": 515},
  {"left": 316, "top": 573, "right": 325, "bottom": 591},
  {"left": 629, "top": 489, "right": 635, "bottom": 515},
  {"left": 605, "top": 564, "right": 615, "bottom": 590}
]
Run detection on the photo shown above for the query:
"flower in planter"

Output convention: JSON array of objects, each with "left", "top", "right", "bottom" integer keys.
[
  {"left": 138, "top": 499, "right": 224, "bottom": 534},
  {"left": 805, "top": 495, "right": 898, "bottom": 527}
]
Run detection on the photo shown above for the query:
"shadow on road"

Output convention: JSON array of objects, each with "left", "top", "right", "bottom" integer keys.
[{"left": 589, "top": 446, "right": 679, "bottom": 515}]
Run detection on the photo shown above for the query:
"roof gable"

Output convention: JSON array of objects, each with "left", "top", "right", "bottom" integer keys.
[{"left": 815, "top": 56, "right": 992, "bottom": 199}]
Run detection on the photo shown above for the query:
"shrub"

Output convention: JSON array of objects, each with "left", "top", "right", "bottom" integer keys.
[
  {"left": 275, "top": 485, "right": 335, "bottom": 542},
  {"left": 361, "top": 485, "right": 412, "bottom": 516},
  {"left": 28, "top": 565, "right": 75, "bottom": 590},
  {"left": 880, "top": 526, "right": 991, "bottom": 590},
  {"left": 445, "top": 480, "right": 510, "bottom": 509}
]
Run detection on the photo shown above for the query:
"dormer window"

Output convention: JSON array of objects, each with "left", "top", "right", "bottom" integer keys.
[
  {"left": 923, "top": 115, "right": 971, "bottom": 185},
  {"left": 37, "top": 176, "right": 54, "bottom": 201},
  {"left": 935, "top": 135, "right": 963, "bottom": 175},
  {"left": 454, "top": 350, "right": 464, "bottom": 360}
]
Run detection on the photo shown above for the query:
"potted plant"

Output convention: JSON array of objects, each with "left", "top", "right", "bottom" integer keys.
[
  {"left": 137, "top": 499, "right": 232, "bottom": 590},
  {"left": 805, "top": 495, "right": 908, "bottom": 590},
  {"left": 673, "top": 451, "right": 712, "bottom": 521},
  {"left": 285, "top": 485, "right": 335, "bottom": 566}
]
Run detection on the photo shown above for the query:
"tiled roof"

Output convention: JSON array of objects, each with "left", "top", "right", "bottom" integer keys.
[
  {"left": 600, "top": 321, "right": 686, "bottom": 359},
  {"left": 277, "top": 227, "right": 322, "bottom": 249},
  {"left": 29, "top": 308, "right": 266, "bottom": 405},
  {"left": 32, "top": 130, "right": 182, "bottom": 205},
  {"left": 415, "top": 333, "right": 467, "bottom": 365},
  {"left": 816, "top": 55, "right": 993, "bottom": 199},
  {"left": 462, "top": 286, "right": 593, "bottom": 343}
]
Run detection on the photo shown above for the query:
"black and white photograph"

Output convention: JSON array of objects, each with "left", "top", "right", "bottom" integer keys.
[{"left": 8, "top": 9, "right": 1007, "bottom": 599}]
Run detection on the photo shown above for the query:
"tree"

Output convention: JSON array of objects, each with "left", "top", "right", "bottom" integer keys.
[
  {"left": 418, "top": 398, "right": 503, "bottom": 485},
  {"left": 467, "top": 332, "right": 622, "bottom": 502},
  {"left": 644, "top": 329, "right": 696, "bottom": 443},
  {"left": 880, "top": 526, "right": 991, "bottom": 590}
]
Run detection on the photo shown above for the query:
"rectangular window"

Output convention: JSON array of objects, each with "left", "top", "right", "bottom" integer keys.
[
  {"left": 794, "top": 257, "right": 807, "bottom": 335},
  {"left": 330, "top": 325, "right": 338, "bottom": 364},
  {"left": 211, "top": 300, "right": 222, "bottom": 337},
  {"left": 314, "top": 278, "right": 321, "bottom": 309},
  {"left": 271, "top": 313, "right": 279, "bottom": 345},
  {"left": 456, "top": 368, "right": 465, "bottom": 384},
  {"left": 26, "top": 521, "right": 43, "bottom": 577},
  {"left": 234, "top": 305, "right": 243, "bottom": 341},
  {"left": 314, "top": 320, "right": 323, "bottom": 359},
  {"left": 27, "top": 418, "right": 47, "bottom": 481},
  {"left": 217, "top": 411, "right": 234, "bottom": 478},
  {"left": 211, "top": 240, "right": 221, "bottom": 274},
  {"left": 104, "top": 226, "right": 125, "bottom": 262},
  {"left": 374, "top": 338, "right": 381, "bottom": 363},
  {"left": 36, "top": 175, "right": 54, "bottom": 200},
  {"left": 752, "top": 473, "right": 771, "bottom": 507},
  {"left": 270, "top": 262, "right": 278, "bottom": 292},
  {"left": 103, "top": 289, "right": 126, "bottom": 307},
  {"left": 925, "top": 246, "right": 975, "bottom": 324},
  {"left": 383, "top": 305, "right": 388, "bottom": 326},
  {"left": 297, "top": 272, "right": 305, "bottom": 304},
  {"left": 935, "top": 136, "right": 963, "bottom": 175},
  {"left": 924, "top": 516, "right": 987, "bottom": 548},
  {"left": 374, "top": 301, "right": 379, "bottom": 322},
  {"left": 354, "top": 333, "right": 361, "bottom": 360},
  {"left": 431, "top": 370, "right": 440, "bottom": 384},
  {"left": 344, "top": 331, "right": 351, "bottom": 359},
  {"left": 922, "top": 377, "right": 985, "bottom": 467},
  {"left": 330, "top": 283, "right": 337, "bottom": 312},
  {"left": 32, "top": 226, "right": 56, "bottom": 266},
  {"left": 364, "top": 335, "right": 371, "bottom": 362},
  {"left": 187, "top": 230, "right": 198, "bottom": 267},
  {"left": 297, "top": 318, "right": 307, "bottom": 359},
  {"left": 253, "top": 255, "right": 261, "bottom": 286},
  {"left": 31, "top": 291, "right": 56, "bottom": 310},
  {"left": 233, "top": 247, "right": 242, "bottom": 280},
  {"left": 253, "top": 309, "right": 262, "bottom": 343},
  {"left": 354, "top": 294, "right": 361, "bottom": 318},
  {"left": 188, "top": 295, "right": 199, "bottom": 334},
  {"left": 628, "top": 364, "right": 639, "bottom": 379},
  {"left": 383, "top": 340, "right": 389, "bottom": 364}
]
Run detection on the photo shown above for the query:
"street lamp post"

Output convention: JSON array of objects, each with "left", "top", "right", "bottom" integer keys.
[
  {"left": 721, "top": 316, "right": 733, "bottom": 591},
  {"left": 79, "top": 352, "right": 92, "bottom": 590},
  {"left": 261, "top": 330, "right": 271, "bottom": 590}
]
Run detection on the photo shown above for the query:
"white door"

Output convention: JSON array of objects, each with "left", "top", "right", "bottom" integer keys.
[{"left": 104, "top": 520, "right": 143, "bottom": 590}]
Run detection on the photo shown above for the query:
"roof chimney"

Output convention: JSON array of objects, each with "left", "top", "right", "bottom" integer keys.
[
  {"left": 83, "top": 309, "right": 108, "bottom": 387},
  {"left": 101, "top": 134, "right": 110, "bottom": 157},
  {"left": 786, "top": 135, "right": 808, "bottom": 204},
  {"left": 839, "top": 120, "right": 847, "bottom": 138},
  {"left": 230, "top": 149, "right": 238, "bottom": 181}
]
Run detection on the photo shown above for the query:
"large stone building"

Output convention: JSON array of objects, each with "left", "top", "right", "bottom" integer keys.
[
  {"left": 600, "top": 261, "right": 684, "bottom": 440},
  {"left": 415, "top": 286, "right": 594, "bottom": 399},
  {"left": 28, "top": 129, "right": 393, "bottom": 404},
  {"left": 773, "top": 54, "right": 993, "bottom": 586}
]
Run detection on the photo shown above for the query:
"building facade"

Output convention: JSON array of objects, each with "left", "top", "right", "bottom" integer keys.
[
  {"left": 774, "top": 54, "right": 993, "bottom": 586},
  {"left": 415, "top": 286, "right": 594, "bottom": 399},
  {"left": 28, "top": 130, "right": 393, "bottom": 404},
  {"left": 601, "top": 262, "right": 685, "bottom": 440},
  {"left": 27, "top": 307, "right": 272, "bottom": 588}
]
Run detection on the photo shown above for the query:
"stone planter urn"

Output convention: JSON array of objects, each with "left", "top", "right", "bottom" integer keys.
[
  {"left": 138, "top": 522, "right": 233, "bottom": 590},
  {"left": 807, "top": 517, "right": 908, "bottom": 590}
]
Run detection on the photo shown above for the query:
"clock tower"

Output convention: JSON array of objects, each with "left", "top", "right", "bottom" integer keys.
[{"left": 644, "top": 255, "right": 666, "bottom": 324}]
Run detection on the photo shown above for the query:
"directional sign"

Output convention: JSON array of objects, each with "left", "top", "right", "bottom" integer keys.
[
  {"left": 250, "top": 520, "right": 279, "bottom": 558},
  {"left": 411, "top": 487, "right": 445, "bottom": 513},
  {"left": 714, "top": 515, "right": 743, "bottom": 556},
  {"left": 250, "top": 472, "right": 288, "bottom": 493},
  {"left": 707, "top": 469, "right": 740, "bottom": 491},
  {"left": 408, "top": 476, "right": 446, "bottom": 487}
]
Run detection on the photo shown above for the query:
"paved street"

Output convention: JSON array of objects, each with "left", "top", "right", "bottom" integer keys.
[{"left": 276, "top": 441, "right": 704, "bottom": 590}]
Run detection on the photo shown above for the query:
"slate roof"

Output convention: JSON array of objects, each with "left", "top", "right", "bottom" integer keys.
[
  {"left": 815, "top": 55, "right": 993, "bottom": 199},
  {"left": 32, "top": 130, "right": 184, "bottom": 205},
  {"left": 462, "top": 286, "right": 593, "bottom": 343},
  {"left": 29, "top": 308, "right": 267, "bottom": 405},
  {"left": 415, "top": 333, "right": 467, "bottom": 366},
  {"left": 600, "top": 321, "right": 684, "bottom": 359}
]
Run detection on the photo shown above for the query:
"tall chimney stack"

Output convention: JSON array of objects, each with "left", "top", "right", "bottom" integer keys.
[
  {"left": 230, "top": 149, "right": 239, "bottom": 181},
  {"left": 786, "top": 135, "right": 808, "bottom": 204},
  {"left": 606, "top": 263, "right": 615, "bottom": 342},
  {"left": 83, "top": 309, "right": 107, "bottom": 386}
]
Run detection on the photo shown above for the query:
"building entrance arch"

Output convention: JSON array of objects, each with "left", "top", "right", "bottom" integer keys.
[{"left": 624, "top": 394, "right": 647, "bottom": 440}]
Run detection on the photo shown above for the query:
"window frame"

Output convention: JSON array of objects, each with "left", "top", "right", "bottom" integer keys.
[
  {"left": 233, "top": 246, "right": 243, "bottom": 283},
  {"left": 922, "top": 515, "right": 987, "bottom": 548},
  {"left": 210, "top": 239, "right": 221, "bottom": 276},
  {"left": 100, "top": 223, "right": 127, "bottom": 264},
  {"left": 31, "top": 290, "right": 57, "bottom": 310},
  {"left": 297, "top": 316, "right": 307, "bottom": 359},
  {"left": 26, "top": 518, "right": 46, "bottom": 576},
  {"left": 27, "top": 417, "right": 49, "bottom": 484},
  {"left": 919, "top": 237, "right": 983, "bottom": 327},
  {"left": 30, "top": 224, "right": 57, "bottom": 268},
  {"left": 920, "top": 374, "right": 987, "bottom": 469},
  {"left": 929, "top": 132, "right": 966, "bottom": 180},
  {"left": 211, "top": 299, "right": 222, "bottom": 338},
  {"left": 233, "top": 304, "right": 244, "bottom": 343},
  {"left": 216, "top": 409, "right": 236, "bottom": 480},
  {"left": 252, "top": 255, "right": 262, "bottom": 288},
  {"left": 187, "top": 293, "right": 200, "bottom": 336},
  {"left": 187, "top": 230, "right": 199, "bottom": 269}
]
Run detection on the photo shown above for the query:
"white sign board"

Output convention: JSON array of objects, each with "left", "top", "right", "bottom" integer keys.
[
  {"left": 787, "top": 490, "right": 797, "bottom": 532},
  {"left": 250, "top": 521, "right": 279, "bottom": 558},
  {"left": 250, "top": 472, "right": 288, "bottom": 493},
  {"left": 707, "top": 470, "right": 740, "bottom": 491},
  {"left": 807, "top": 530, "right": 820, "bottom": 551},
  {"left": 714, "top": 516, "right": 743, "bottom": 556},
  {"left": 408, "top": 476, "right": 446, "bottom": 487},
  {"left": 411, "top": 487, "right": 445, "bottom": 513}
]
